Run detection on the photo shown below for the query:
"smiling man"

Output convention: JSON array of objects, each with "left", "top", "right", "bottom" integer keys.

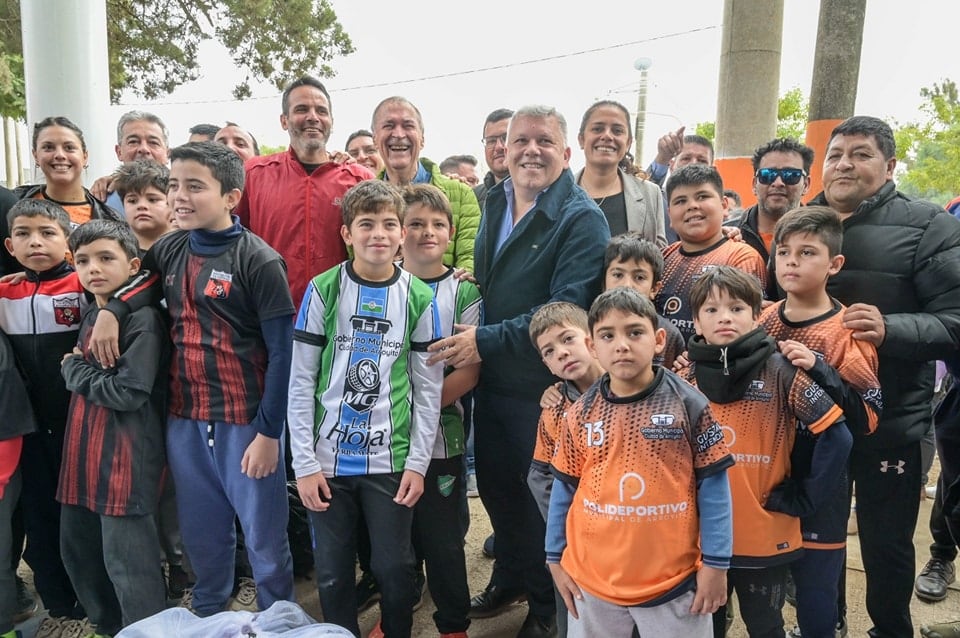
[
  {"left": 235, "top": 76, "right": 373, "bottom": 304},
  {"left": 806, "top": 115, "right": 960, "bottom": 637},
  {"left": 371, "top": 96, "right": 480, "bottom": 272},
  {"left": 428, "top": 105, "right": 609, "bottom": 638},
  {"left": 725, "top": 138, "right": 814, "bottom": 300}
]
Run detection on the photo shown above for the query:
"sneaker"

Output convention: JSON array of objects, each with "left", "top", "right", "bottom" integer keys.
[
  {"left": 166, "top": 563, "right": 193, "bottom": 600},
  {"left": 356, "top": 571, "right": 381, "bottom": 612},
  {"left": 916, "top": 557, "right": 956, "bottom": 602},
  {"left": 13, "top": 575, "right": 37, "bottom": 622},
  {"left": 229, "top": 576, "right": 258, "bottom": 611},
  {"left": 788, "top": 618, "right": 849, "bottom": 638},
  {"left": 922, "top": 621, "right": 960, "bottom": 638},
  {"left": 466, "top": 474, "right": 479, "bottom": 498}
]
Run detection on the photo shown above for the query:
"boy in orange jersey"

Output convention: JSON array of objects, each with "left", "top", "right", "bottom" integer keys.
[
  {"left": 527, "top": 301, "right": 605, "bottom": 637},
  {"left": 547, "top": 287, "right": 734, "bottom": 637},
  {"left": 760, "top": 206, "right": 881, "bottom": 638},
  {"left": 685, "top": 266, "right": 852, "bottom": 638},
  {"left": 657, "top": 164, "right": 767, "bottom": 344}
]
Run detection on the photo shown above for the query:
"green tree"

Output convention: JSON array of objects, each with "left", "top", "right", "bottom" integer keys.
[
  {"left": 0, "top": 0, "right": 353, "bottom": 118},
  {"left": 895, "top": 80, "right": 960, "bottom": 205},
  {"left": 694, "top": 87, "right": 810, "bottom": 144}
]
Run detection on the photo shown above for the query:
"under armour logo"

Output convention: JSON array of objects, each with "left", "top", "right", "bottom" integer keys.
[
  {"left": 747, "top": 584, "right": 768, "bottom": 595},
  {"left": 880, "top": 460, "right": 905, "bottom": 474}
]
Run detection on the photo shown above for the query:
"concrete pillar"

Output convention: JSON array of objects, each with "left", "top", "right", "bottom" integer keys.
[
  {"left": 713, "top": 0, "right": 784, "bottom": 209},
  {"left": 21, "top": 0, "right": 113, "bottom": 186},
  {"left": 804, "top": 0, "right": 866, "bottom": 199}
]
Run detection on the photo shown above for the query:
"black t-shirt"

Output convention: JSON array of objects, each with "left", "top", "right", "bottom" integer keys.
[{"left": 597, "top": 191, "right": 627, "bottom": 237}]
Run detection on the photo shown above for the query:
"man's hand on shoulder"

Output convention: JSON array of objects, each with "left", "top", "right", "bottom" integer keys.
[
  {"left": 91, "top": 174, "right": 115, "bottom": 201},
  {"left": 90, "top": 309, "right": 121, "bottom": 368},
  {"left": 427, "top": 324, "right": 480, "bottom": 368},
  {"left": 842, "top": 303, "right": 886, "bottom": 346}
]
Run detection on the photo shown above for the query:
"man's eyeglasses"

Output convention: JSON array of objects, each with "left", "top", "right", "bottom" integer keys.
[
  {"left": 756, "top": 167, "right": 806, "bottom": 185},
  {"left": 482, "top": 134, "right": 507, "bottom": 148}
]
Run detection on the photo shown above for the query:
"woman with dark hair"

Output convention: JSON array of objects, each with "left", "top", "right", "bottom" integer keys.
[{"left": 575, "top": 100, "right": 665, "bottom": 246}]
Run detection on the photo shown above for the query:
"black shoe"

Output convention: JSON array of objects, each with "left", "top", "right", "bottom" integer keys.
[
  {"left": 516, "top": 612, "right": 557, "bottom": 638},
  {"left": 482, "top": 533, "right": 495, "bottom": 559},
  {"left": 468, "top": 584, "right": 526, "bottom": 619},
  {"left": 356, "top": 571, "right": 381, "bottom": 612},
  {"left": 13, "top": 576, "right": 36, "bottom": 623},
  {"left": 167, "top": 563, "right": 193, "bottom": 600},
  {"left": 916, "top": 557, "right": 956, "bottom": 602}
]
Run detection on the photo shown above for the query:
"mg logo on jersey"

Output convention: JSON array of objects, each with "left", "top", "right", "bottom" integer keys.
[
  {"left": 52, "top": 296, "right": 81, "bottom": 326},
  {"left": 880, "top": 460, "right": 905, "bottom": 474},
  {"left": 651, "top": 414, "right": 675, "bottom": 426},
  {"left": 619, "top": 473, "right": 645, "bottom": 502},
  {"left": 344, "top": 358, "right": 381, "bottom": 412}
]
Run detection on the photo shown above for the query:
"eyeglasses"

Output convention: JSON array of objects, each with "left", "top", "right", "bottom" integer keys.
[
  {"left": 482, "top": 134, "right": 507, "bottom": 148},
  {"left": 755, "top": 167, "right": 806, "bottom": 185}
]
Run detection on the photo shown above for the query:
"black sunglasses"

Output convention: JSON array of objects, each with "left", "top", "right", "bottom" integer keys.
[{"left": 756, "top": 167, "right": 806, "bottom": 185}]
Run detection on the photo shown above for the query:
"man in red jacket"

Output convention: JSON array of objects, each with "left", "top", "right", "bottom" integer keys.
[{"left": 235, "top": 75, "right": 374, "bottom": 304}]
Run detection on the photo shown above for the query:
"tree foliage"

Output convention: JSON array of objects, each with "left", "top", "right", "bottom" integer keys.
[
  {"left": 0, "top": 0, "right": 353, "bottom": 117},
  {"left": 694, "top": 87, "right": 809, "bottom": 144},
  {"left": 895, "top": 80, "right": 960, "bottom": 205}
]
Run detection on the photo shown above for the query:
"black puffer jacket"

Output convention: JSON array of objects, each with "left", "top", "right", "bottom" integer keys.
[
  {"left": 810, "top": 181, "right": 960, "bottom": 448},
  {"left": 724, "top": 205, "right": 780, "bottom": 301}
]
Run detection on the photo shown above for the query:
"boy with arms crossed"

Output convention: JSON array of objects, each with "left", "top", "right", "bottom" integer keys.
[
  {"left": 760, "top": 206, "right": 881, "bottom": 637},
  {"left": 288, "top": 180, "right": 442, "bottom": 638},
  {"left": 547, "top": 288, "right": 734, "bottom": 637},
  {"left": 59, "top": 220, "right": 168, "bottom": 636}
]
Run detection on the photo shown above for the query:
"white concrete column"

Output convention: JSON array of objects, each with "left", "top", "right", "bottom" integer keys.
[{"left": 21, "top": 0, "right": 113, "bottom": 186}]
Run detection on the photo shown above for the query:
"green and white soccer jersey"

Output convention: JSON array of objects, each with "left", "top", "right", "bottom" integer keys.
[
  {"left": 415, "top": 267, "right": 482, "bottom": 459},
  {"left": 288, "top": 262, "right": 443, "bottom": 478}
]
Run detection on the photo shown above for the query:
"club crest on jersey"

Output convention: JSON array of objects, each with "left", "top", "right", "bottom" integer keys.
[
  {"left": 344, "top": 358, "right": 381, "bottom": 412},
  {"left": 203, "top": 270, "right": 233, "bottom": 300},
  {"left": 52, "top": 296, "right": 81, "bottom": 326},
  {"left": 651, "top": 414, "right": 675, "bottom": 426}
]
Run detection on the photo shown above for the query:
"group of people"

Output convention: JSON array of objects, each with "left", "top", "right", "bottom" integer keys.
[{"left": 0, "top": 70, "right": 955, "bottom": 638}]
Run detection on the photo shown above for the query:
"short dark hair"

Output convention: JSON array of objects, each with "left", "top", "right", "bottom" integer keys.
[
  {"left": 529, "top": 301, "right": 589, "bottom": 349},
  {"left": 169, "top": 142, "right": 244, "bottom": 194},
  {"left": 7, "top": 198, "right": 71, "bottom": 235},
  {"left": 345, "top": 129, "right": 374, "bottom": 150},
  {"left": 438, "top": 155, "right": 478, "bottom": 174},
  {"left": 723, "top": 189, "right": 742, "bottom": 207},
  {"left": 112, "top": 160, "right": 170, "bottom": 199},
  {"left": 751, "top": 137, "right": 815, "bottom": 173},
  {"left": 483, "top": 108, "right": 514, "bottom": 133},
  {"left": 774, "top": 205, "right": 843, "bottom": 257},
  {"left": 665, "top": 164, "right": 724, "bottom": 201},
  {"left": 684, "top": 134, "right": 714, "bottom": 156},
  {"left": 341, "top": 180, "right": 404, "bottom": 227},
  {"left": 188, "top": 123, "right": 220, "bottom": 141},
  {"left": 688, "top": 266, "right": 763, "bottom": 319},
  {"left": 32, "top": 116, "right": 86, "bottom": 152},
  {"left": 281, "top": 75, "right": 331, "bottom": 116},
  {"left": 603, "top": 232, "right": 664, "bottom": 285},
  {"left": 829, "top": 115, "right": 896, "bottom": 160},
  {"left": 402, "top": 184, "right": 453, "bottom": 225},
  {"left": 68, "top": 219, "right": 139, "bottom": 260},
  {"left": 588, "top": 287, "right": 659, "bottom": 333}
]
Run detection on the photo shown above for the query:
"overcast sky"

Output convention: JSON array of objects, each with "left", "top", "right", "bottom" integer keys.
[{"left": 24, "top": 0, "right": 960, "bottom": 178}]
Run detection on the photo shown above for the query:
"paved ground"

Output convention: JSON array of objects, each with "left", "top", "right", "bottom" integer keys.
[{"left": 14, "top": 480, "right": 960, "bottom": 636}]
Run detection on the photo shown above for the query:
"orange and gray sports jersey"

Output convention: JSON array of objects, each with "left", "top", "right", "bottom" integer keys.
[
  {"left": 656, "top": 238, "right": 768, "bottom": 343},
  {"left": 760, "top": 299, "right": 881, "bottom": 436},
  {"left": 760, "top": 299, "right": 880, "bottom": 547},
  {"left": 688, "top": 354, "right": 842, "bottom": 567},
  {"left": 532, "top": 381, "right": 581, "bottom": 470},
  {"left": 550, "top": 369, "right": 732, "bottom": 605}
]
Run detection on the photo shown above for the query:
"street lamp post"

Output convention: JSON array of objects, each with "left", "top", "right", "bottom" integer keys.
[{"left": 633, "top": 57, "right": 653, "bottom": 166}]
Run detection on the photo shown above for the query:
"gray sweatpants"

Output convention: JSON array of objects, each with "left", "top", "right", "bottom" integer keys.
[{"left": 567, "top": 588, "right": 711, "bottom": 638}]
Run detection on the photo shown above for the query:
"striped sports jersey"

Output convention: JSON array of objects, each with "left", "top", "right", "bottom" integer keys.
[
  {"left": 411, "top": 267, "right": 482, "bottom": 459},
  {"left": 289, "top": 262, "right": 443, "bottom": 479},
  {"left": 760, "top": 299, "right": 881, "bottom": 547},
  {"left": 149, "top": 230, "right": 294, "bottom": 424},
  {"left": 655, "top": 238, "right": 768, "bottom": 343},
  {"left": 687, "top": 354, "right": 842, "bottom": 566},
  {"left": 550, "top": 369, "right": 733, "bottom": 606}
]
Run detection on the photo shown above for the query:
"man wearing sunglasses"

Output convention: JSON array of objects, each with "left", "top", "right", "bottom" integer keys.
[{"left": 724, "top": 138, "right": 813, "bottom": 300}]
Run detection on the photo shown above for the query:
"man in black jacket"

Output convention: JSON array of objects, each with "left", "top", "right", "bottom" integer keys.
[
  {"left": 809, "top": 115, "right": 960, "bottom": 638},
  {"left": 725, "top": 138, "right": 813, "bottom": 300}
]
